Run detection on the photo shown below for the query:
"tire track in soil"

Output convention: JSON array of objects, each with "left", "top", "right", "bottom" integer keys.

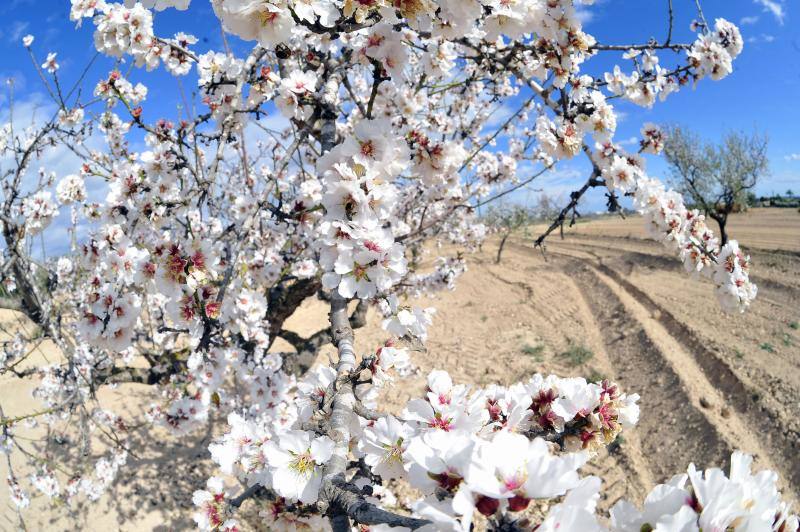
[
  {"left": 551, "top": 272, "right": 655, "bottom": 509},
  {"left": 549, "top": 238, "right": 800, "bottom": 306},
  {"left": 536, "top": 244, "right": 798, "bottom": 500},
  {"left": 593, "top": 262, "right": 800, "bottom": 498},
  {"left": 564, "top": 259, "right": 735, "bottom": 482},
  {"left": 472, "top": 248, "right": 655, "bottom": 509}
]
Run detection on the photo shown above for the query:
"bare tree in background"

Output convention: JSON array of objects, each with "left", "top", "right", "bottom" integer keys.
[
  {"left": 662, "top": 127, "right": 769, "bottom": 245},
  {"left": 532, "top": 192, "right": 562, "bottom": 222},
  {"left": 484, "top": 204, "right": 534, "bottom": 263},
  {"left": 484, "top": 194, "right": 565, "bottom": 263}
]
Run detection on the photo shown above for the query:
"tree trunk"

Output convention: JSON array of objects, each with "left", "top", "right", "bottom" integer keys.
[
  {"left": 709, "top": 211, "right": 729, "bottom": 246},
  {"left": 496, "top": 232, "right": 510, "bottom": 264},
  {"left": 718, "top": 218, "right": 728, "bottom": 246}
]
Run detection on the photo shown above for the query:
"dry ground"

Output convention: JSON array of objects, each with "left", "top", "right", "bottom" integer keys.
[{"left": 1, "top": 208, "right": 798, "bottom": 530}]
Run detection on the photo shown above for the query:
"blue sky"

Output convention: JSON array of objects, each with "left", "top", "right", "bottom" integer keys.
[{"left": 0, "top": 0, "right": 798, "bottom": 216}]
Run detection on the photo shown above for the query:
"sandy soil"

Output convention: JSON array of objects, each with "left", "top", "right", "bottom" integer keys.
[{"left": 1, "top": 208, "right": 797, "bottom": 530}]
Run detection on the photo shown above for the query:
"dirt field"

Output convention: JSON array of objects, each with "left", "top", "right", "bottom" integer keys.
[{"left": 1, "top": 208, "right": 798, "bottom": 530}]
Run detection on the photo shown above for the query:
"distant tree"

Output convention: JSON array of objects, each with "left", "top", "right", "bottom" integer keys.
[
  {"left": 787, "top": 189, "right": 795, "bottom": 197},
  {"left": 532, "top": 192, "right": 562, "bottom": 221},
  {"left": 663, "top": 127, "right": 769, "bottom": 244},
  {"left": 485, "top": 203, "right": 534, "bottom": 263}
]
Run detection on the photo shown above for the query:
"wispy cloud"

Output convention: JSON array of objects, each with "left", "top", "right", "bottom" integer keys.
[
  {"left": 6, "top": 20, "right": 29, "bottom": 44},
  {"left": 575, "top": 7, "right": 594, "bottom": 25},
  {"left": 754, "top": 0, "right": 785, "bottom": 25},
  {"left": 0, "top": 92, "right": 108, "bottom": 257},
  {"left": 740, "top": 15, "right": 760, "bottom": 25},
  {"left": 482, "top": 104, "right": 516, "bottom": 131},
  {"left": 784, "top": 153, "right": 800, "bottom": 161},
  {"left": 0, "top": 0, "right": 35, "bottom": 16},
  {"left": 574, "top": 0, "right": 608, "bottom": 26},
  {"left": 747, "top": 34, "right": 776, "bottom": 44}
]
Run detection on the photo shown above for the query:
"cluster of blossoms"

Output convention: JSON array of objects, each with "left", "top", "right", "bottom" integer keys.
[
  {"left": 94, "top": 70, "right": 148, "bottom": 106},
  {"left": 198, "top": 367, "right": 641, "bottom": 531},
  {"left": 633, "top": 176, "right": 757, "bottom": 312},
  {"left": 66, "top": 451, "right": 128, "bottom": 502},
  {"left": 611, "top": 452, "right": 798, "bottom": 532},
  {"left": 605, "top": 18, "right": 743, "bottom": 108},
  {"left": 2, "top": 424, "right": 127, "bottom": 508},
  {"left": 563, "top": 120, "right": 760, "bottom": 313},
  {"left": 20, "top": 191, "right": 58, "bottom": 236},
  {"left": 55, "top": 173, "right": 87, "bottom": 204},
  {"left": 74, "top": 0, "right": 195, "bottom": 75},
  {"left": 196, "top": 52, "right": 247, "bottom": 125},
  {"left": 7, "top": 477, "right": 30, "bottom": 510},
  {"left": 192, "top": 477, "right": 240, "bottom": 531},
  {"left": 0, "top": 0, "right": 785, "bottom": 529},
  {"left": 77, "top": 282, "right": 142, "bottom": 351},
  {"left": 198, "top": 365, "right": 799, "bottom": 531},
  {"left": 531, "top": 26, "right": 756, "bottom": 312},
  {"left": 688, "top": 18, "right": 744, "bottom": 81},
  {"left": 318, "top": 118, "right": 410, "bottom": 300}
]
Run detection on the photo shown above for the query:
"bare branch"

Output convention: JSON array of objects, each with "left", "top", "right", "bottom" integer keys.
[{"left": 534, "top": 170, "right": 604, "bottom": 248}]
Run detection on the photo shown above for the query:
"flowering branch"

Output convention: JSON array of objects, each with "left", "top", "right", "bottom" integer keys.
[{"left": 0, "top": 1, "right": 783, "bottom": 530}]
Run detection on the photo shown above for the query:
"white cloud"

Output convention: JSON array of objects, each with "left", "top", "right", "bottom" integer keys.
[
  {"left": 740, "top": 15, "right": 760, "bottom": 25},
  {"left": 784, "top": 153, "right": 800, "bottom": 161},
  {"left": 573, "top": 0, "right": 607, "bottom": 26},
  {"left": 481, "top": 104, "right": 516, "bottom": 131},
  {"left": 754, "top": 0, "right": 785, "bottom": 24},
  {"left": 7, "top": 20, "right": 29, "bottom": 43},
  {"left": 575, "top": 7, "right": 593, "bottom": 25},
  {"left": 747, "top": 34, "right": 776, "bottom": 44},
  {"left": 1, "top": 92, "right": 106, "bottom": 257}
]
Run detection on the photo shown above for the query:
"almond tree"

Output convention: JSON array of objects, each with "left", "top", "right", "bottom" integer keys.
[
  {"left": 0, "top": 1, "right": 791, "bottom": 531},
  {"left": 484, "top": 204, "right": 534, "bottom": 263},
  {"left": 662, "top": 126, "right": 769, "bottom": 245}
]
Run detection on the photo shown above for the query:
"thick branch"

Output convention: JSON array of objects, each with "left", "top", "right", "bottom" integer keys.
[
  {"left": 0, "top": 297, "right": 24, "bottom": 312},
  {"left": 279, "top": 300, "right": 369, "bottom": 375},
  {"left": 317, "top": 294, "right": 359, "bottom": 528},
  {"left": 318, "top": 476, "right": 429, "bottom": 531},
  {"left": 268, "top": 278, "right": 322, "bottom": 346}
]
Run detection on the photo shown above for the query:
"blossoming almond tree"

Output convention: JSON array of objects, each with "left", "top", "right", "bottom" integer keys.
[{"left": 0, "top": 0, "right": 793, "bottom": 531}]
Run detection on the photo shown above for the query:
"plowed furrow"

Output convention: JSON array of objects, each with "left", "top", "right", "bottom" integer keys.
[{"left": 568, "top": 261, "right": 738, "bottom": 482}]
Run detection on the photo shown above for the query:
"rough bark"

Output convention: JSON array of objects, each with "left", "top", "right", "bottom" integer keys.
[
  {"left": 279, "top": 300, "right": 369, "bottom": 376},
  {"left": 496, "top": 231, "right": 510, "bottom": 264},
  {"left": 313, "top": 91, "right": 429, "bottom": 529},
  {"left": 709, "top": 210, "right": 729, "bottom": 245},
  {"left": 267, "top": 278, "right": 322, "bottom": 347}
]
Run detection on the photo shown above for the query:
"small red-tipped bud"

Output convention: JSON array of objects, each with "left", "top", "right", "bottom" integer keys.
[
  {"left": 508, "top": 495, "right": 531, "bottom": 512},
  {"left": 476, "top": 496, "right": 499, "bottom": 516}
]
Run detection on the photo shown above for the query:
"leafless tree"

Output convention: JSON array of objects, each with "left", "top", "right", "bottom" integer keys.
[
  {"left": 484, "top": 204, "right": 534, "bottom": 263},
  {"left": 662, "top": 127, "right": 769, "bottom": 244},
  {"left": 532, "top": 193, "right": 563, "bottom": 222}
]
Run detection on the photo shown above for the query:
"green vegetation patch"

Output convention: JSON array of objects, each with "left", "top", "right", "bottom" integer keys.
[
  {"left": 559, "top": 344, "right": 594, "bottom": 366},
  {"left": 521, "top": 343, "right": 545, "bottom": 361}
]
